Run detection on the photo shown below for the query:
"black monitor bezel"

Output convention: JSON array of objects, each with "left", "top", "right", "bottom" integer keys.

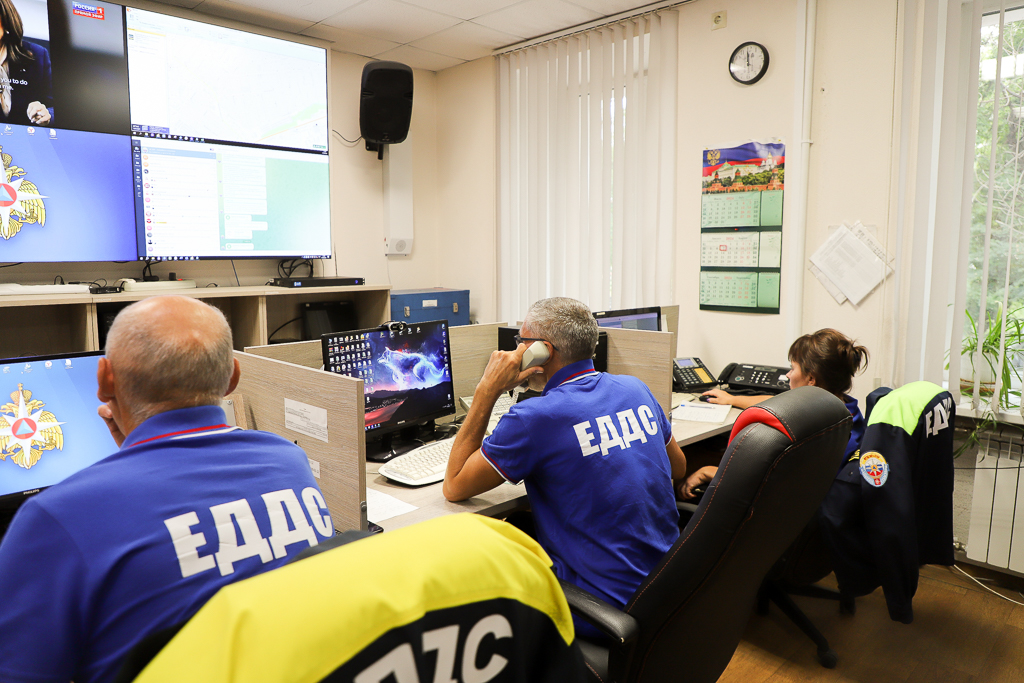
[
  {"left": 592, "top": 305, "right": 663, "bottom": 331},
  {"left": 0, "top": 350, "right": 106, "bottom": 510},
  {"left": 321, "top": 320, "right": 456, "bottom": 439}
]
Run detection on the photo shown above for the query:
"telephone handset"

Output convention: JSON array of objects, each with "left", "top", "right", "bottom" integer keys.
[
  {"left": 521, "top": 341, "right": 550, "bottom": 370},
  {"left": 672, "top": 357, "right": 718, "bottom": 392},
  {"left": 718, "top": 362, "right": 790, "bottom": 394}
]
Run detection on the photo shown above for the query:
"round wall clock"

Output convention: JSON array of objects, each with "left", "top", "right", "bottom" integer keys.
[{"left": 729, "top": 41, "right": 769, "bottom": 85}]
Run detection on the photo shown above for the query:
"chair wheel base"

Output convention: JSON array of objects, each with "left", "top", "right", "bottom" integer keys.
[{"left": 817, "top": 648, "right": 838, "bottom": 668}]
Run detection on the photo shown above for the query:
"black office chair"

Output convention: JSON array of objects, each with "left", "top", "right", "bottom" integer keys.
[
  {"left": 118, "top": 514, "right": 586, "bottom": 682},
  {"left": 561, "top": 386, "right": 851, "bottom": 683}
]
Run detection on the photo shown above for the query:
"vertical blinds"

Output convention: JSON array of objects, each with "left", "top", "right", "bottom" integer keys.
[{"left": 497, "top": 11, "right": 679, "bottom": 322}]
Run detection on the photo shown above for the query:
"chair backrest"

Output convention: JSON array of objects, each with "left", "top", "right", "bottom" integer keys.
[
  {"left": 129, "top": 514, "right": 586, "bottom": 683},
  {"left": 619, "top": 386, "right": 851, "bottom": 683}
]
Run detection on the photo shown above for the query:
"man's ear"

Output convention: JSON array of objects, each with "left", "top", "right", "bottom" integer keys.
[
  {"left": 97, "top": 357, "right": 116, "bottom": 402},
  {"left": 225, "top": 358, "right": 241, "bottom": 395}
]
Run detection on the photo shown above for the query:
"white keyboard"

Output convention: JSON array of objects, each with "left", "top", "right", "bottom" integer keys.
[
  {"left": 378, "top": 437, "right": 456, "bottom": 486},
  {"left": 459, "top": 391, "right": 517, "bottom": 417}
]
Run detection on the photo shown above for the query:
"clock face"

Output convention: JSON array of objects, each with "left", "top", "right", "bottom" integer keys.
[{"left": 730, "top": 42, "right": 769, "bottom": 85}]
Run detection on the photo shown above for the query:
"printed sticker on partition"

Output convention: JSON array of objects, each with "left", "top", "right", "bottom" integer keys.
[
  {"left": 859, "top": 451, "right": 889, "bottom": 487},
  {"left": 284, "top": 398, "right": 328, "bottom": 443}
]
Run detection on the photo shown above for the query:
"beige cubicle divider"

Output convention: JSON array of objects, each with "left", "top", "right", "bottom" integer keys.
[
  {"left": 233, "top": 351, "right": 366, "bottom": 533},
  {"left": 603, "top": 328, "right": 673, "bottom": 415},
  {"left": 244, "top": 339, "right": 322, "bottom": 369},
  {"left": 448, "top": 322, "right": 505, "bottom": 414},
  {"left": 662, "top": 304, "right": 679, "bottom": 358}
]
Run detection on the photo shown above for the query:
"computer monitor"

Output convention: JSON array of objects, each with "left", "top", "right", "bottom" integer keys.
[
  {"left": 497, "top": 326, "right": 608, "bottom": 372},
  {"left": 126, "top": 7, "right": 331, "bottom": 262},
  {"left": 0, "top": 351, "right": 115, "bottom": 511},
  {"left": 593, "top": 306, "right": 662, "bottom": 332},
  {"left": 0, "top": 0, "right": 332, "bottom": 263},
  {"left": 322, "top": 320, "right": 456, "bottom": 460}
]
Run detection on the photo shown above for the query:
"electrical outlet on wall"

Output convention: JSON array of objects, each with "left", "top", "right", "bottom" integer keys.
[
  {"left": 873, "top": 377, "right": 883, "bottom": 389},
  {"left": 712, "top": 11, "right": 727, "bottom": 30}
]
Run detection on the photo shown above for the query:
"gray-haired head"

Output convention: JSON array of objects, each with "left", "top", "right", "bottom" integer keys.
[
  {"left": 523, "top": 297, "right": 599, "bottom": 364},
  {"left": 105, "top": 296, "right": 234, "bottom": 425}
]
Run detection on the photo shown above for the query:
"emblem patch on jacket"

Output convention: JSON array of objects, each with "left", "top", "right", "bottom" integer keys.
[{"left": 859, "top": 451, "right": 889, "bottom": 487}]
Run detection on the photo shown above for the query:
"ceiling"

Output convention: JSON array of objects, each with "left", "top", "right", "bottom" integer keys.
[{"left": 151, "top": 0, "right": 663, "bottom": 71}]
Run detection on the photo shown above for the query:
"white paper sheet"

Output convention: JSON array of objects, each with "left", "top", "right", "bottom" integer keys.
[
  {"left": 284, "top": 398, "right": 329, "bottom": 443},
  {"left": 809, "top": 225, "right": 887, "bottom": 305},
  {"left": 672, "top": 401, "right": 732, "bottom": 424},
  {"left": 366, "top": 488, "right": 418, "bottom": 523},
  {"left": 808, "top": 262, "right": 848, "bottom": 304}
]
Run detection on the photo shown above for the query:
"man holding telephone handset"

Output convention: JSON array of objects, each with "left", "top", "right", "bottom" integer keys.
[{"left": 444, "top": 297, "right": 687, "bottom": 630}]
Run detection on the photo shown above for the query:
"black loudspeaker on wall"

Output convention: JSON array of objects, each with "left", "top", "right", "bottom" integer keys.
[{"left": 360, "top": 61, "right": 414, "bottom": 158}]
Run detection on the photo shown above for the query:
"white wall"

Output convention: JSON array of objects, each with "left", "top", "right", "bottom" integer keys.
[
  {"left": 673, "top": 0, "right": 900, "bottom": 403},
  {"left": 436, "top": 58, "right": 498, "bottom": 324},
  {"left": 432, "top": 0, "right": 902, "bottom": 402}
]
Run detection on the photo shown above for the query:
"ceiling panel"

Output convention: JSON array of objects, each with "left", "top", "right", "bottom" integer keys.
[
  {"left": 157, "top": 0, "right": 663, "bottom": 72},
  {"left": 374, "top": 44, "right": 465, "bottom": 71},
  {"left": 473, "top": 0, "right": 602, "bottom": 40},
  {"left": 410, "top": 21, "right": 520, "bottom": 61},
  {"left": 321, "top": 0, "right": 462, "bottom": 44},
  {"left": 568, "top": 0, "right": 657, "bottom": 16},
  {"left": 193, "top": 0, "right": 317, "bottom": 32},
  {"left": 301, "top": 23, "right": 401, "bottom": 56},
  {"left": 399, "top": 0, "right": 519, "bottom": 21}
]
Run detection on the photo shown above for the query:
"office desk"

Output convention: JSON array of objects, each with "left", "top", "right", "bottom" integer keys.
[
  {"left": 365, "top": 394, "right": 743, "bottom": 531},
  {"left": 670, "top": 392, "right": 742, "bottom": 447},
  {"left": 365, "top": 462, "right": 529, "bottom": 531}
]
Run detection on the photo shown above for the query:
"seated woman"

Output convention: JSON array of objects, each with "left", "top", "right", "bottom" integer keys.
[{"left": 679, "top": 328, "right": 868, "bottom": 499}]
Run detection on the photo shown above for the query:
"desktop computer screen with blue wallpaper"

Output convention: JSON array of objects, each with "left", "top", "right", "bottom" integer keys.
[
  {"left": 322, "top": 321, "right": 456, "bottom": 459},
  {"left": 0, "top": 352, "right": 115, "bottom": 509},
  {"left": 0, "top": 0, "right": 330, "bottom": 263}
]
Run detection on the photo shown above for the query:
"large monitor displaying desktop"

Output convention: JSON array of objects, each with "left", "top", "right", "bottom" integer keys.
[
  {"left": 0, "top": 0, "right": 330, "bottom": 263},
  {"left": 0, "top": 351, "right": 115, "bottom": 510},
  {"left": 593, "top": 306, "right": 662, "bottom": 332},
  {"left": 322, "top": 320, "right": 456, "bottom": 460}
]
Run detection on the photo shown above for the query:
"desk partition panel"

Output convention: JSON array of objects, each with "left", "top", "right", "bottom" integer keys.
[
  {"left": 603, "top": 328, "right": 674, "bottom": 415},
  {"left": 243, "top": 339, "right": 322, "bottom": 369},
  {"left": 233, "top": 350, "right": 365, "bottom": 532}
]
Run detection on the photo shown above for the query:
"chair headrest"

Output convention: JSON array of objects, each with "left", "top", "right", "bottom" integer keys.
[{"left": 729, "top": 386, "right": 850, "bottom": 445}]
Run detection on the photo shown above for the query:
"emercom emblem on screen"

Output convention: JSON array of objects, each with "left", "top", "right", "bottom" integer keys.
[
  {"left": 0, "top": 384, "right": 65, "bottom": 470},
  {"left": 0, "top": 147, "right": 45, "bottom": 240}
]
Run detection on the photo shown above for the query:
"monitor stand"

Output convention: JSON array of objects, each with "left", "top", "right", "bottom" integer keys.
[{"left": 366, "top": 421, "right": 440, "bottom": 463}]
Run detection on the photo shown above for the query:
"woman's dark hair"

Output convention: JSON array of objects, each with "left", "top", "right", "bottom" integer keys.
[
  {"left": 0, "top": 0, "right": 34, "bottom": 68},
  {"left": 788, "top": 328, "right": 868, "bottom": 397}
]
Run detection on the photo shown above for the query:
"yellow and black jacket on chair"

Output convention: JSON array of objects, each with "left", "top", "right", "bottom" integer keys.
[{"left": 131, "top": 514, "right": 585, "bottom": 683}]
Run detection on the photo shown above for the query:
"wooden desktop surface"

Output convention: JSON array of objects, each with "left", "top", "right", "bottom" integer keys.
[
  {"left": 366, "top": 392, "right": 741, "bottom": 531},
  {"left": 670, "top": 391, "right": 742, "bottom": 446}
]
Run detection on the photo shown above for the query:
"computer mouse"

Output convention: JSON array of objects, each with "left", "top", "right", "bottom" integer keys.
[{"left": 698, "top": 394, "right": 712, "bottom": 403}]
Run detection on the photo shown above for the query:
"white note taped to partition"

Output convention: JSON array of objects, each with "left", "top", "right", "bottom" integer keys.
[{"left": 285, "top": 398, "right": 329, "bottom": 443}]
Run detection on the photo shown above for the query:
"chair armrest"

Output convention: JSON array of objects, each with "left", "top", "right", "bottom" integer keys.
[
  {"left": 677, "top": 501, "right": 699, "bottom": 514},
  {"left": 558, "top": 579, "right": 639, "bottom": 645}
]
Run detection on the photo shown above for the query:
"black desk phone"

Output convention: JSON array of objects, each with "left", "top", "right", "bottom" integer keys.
[
  {"left": 719, "top": 362, "right": 790, "bottom": 394},
  {"left": 672, "top": 357, "right": 717, "bottom": 392},
  {"left": 672, "top": 359, "right": 791, "bottom": 395}
]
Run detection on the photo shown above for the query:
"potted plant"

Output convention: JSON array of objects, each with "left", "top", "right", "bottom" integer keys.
[
  {"left": 953, "top": 303, "right": 1024, "bottom": 457},
  {"left": 958, "top": 303, "right": 1024, "bottom": 409}
]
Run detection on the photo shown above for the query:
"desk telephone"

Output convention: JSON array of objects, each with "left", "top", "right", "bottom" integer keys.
[{"left": 673, "top": 358, "right": 791, "bottom": 395}]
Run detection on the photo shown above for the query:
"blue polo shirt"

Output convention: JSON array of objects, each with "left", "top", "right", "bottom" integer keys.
[
  {"left": 0, "top": 405, "right": 333, "bottom": 683},
  {"left": 844, "top": 394, "right": 865, "bottom": 462},
  {"left": 481, "top": 360, "right": 679, "bottom": 611}
]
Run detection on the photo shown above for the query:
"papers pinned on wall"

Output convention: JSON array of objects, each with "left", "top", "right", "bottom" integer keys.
[{"left": 809, "top": 221, "right": 893, "bottom": 306}]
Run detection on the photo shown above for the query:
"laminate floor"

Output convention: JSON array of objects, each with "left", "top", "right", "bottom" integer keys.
[{"left": 718, "top": 565, "right": 1024, "bottom": 683}]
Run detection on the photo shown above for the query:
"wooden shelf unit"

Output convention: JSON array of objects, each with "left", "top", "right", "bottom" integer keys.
[{"left": 0, "top": 284, "right": 392, "bottom": 357}]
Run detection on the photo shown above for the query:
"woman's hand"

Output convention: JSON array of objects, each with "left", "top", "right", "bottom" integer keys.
[
  {"left": 678, "top": 466, "right": 718, "bottom": 500},
  {"left": 701, "top": 388, "right": 734, "bottom": 405}
]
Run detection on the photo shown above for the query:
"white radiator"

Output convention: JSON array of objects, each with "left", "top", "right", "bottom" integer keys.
[{"left": 967, "top": 438, "right": 1024, "bottom": 571}]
